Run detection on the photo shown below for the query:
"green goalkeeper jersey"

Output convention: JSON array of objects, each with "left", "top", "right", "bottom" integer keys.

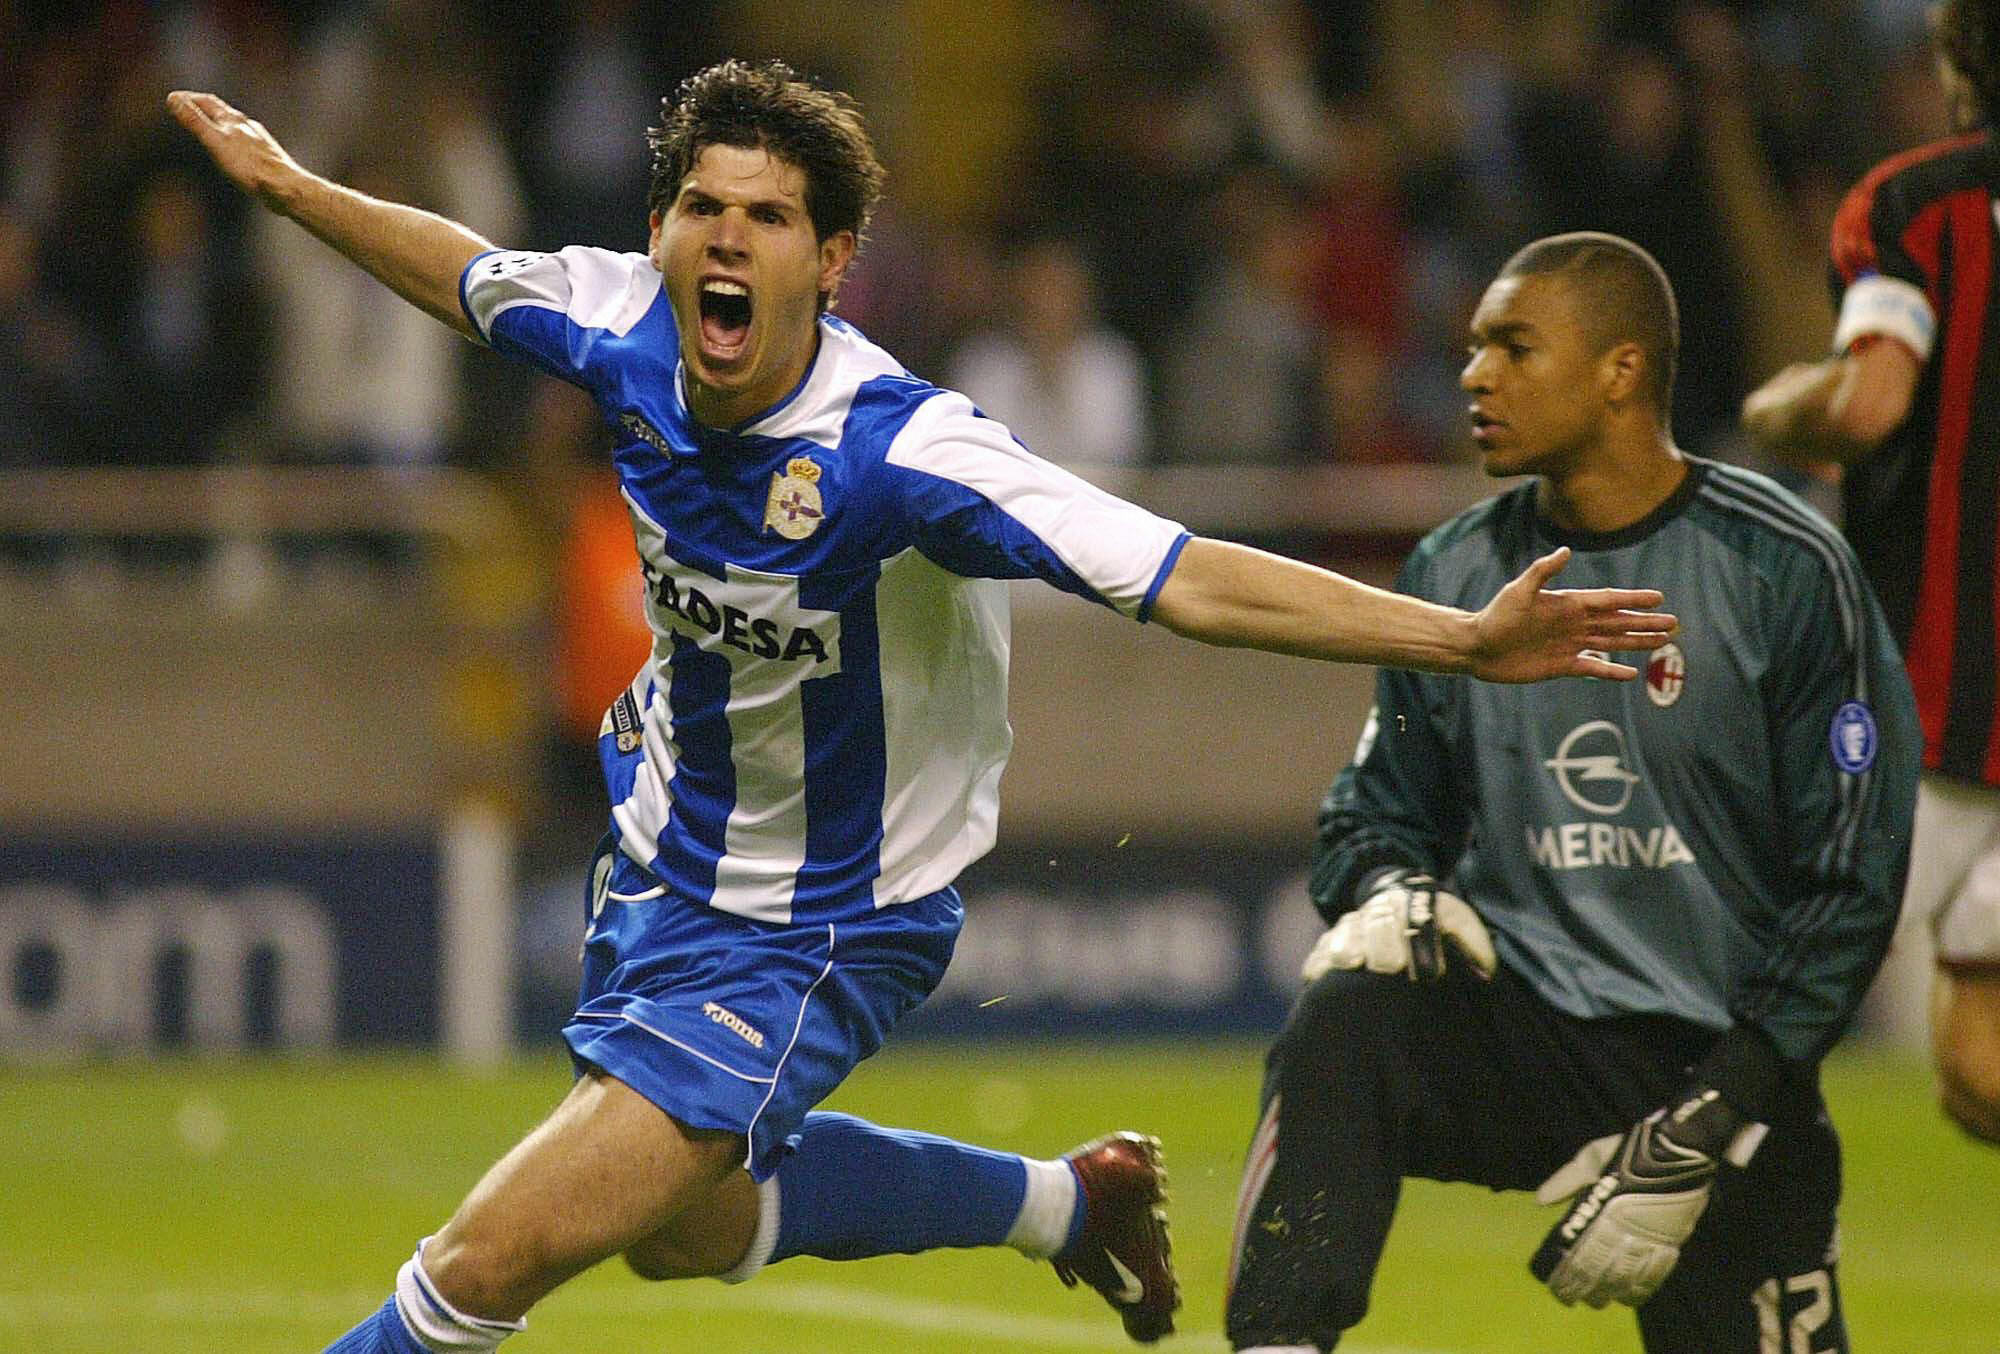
[{"left": 1315, "top": 459, "right": 1919, "bottom": 1065}]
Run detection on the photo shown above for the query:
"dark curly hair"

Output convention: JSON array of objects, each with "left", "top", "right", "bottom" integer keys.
[
  {"left": 1938, "top": 0, "right": 2000, "bottom": 127},
  {"left": 648, "top": 59, "right": 886, "bottom": 249}
]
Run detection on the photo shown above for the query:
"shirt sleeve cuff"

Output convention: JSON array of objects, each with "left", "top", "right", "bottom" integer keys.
[
  {"left": 457, "top": 249, "right": 506, "bottom": 345},
  {"left": 1693, "top": 1023, "right": 1791, "bottom": 1126},
  {"left": 1135, "top": 530, "right": 1192, "bottom": 624}
]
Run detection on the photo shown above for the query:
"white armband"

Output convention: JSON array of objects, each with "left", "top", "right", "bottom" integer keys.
[{"left": 1832, "top": 273, "right": 1935, "bottom": 362}]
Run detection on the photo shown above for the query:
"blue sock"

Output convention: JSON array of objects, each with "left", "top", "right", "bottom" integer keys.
[
  {"left": 768, "top": 1112, "right": 1077, "bottom": 1263},
  {"left": 323, "top": 1298, "right": 426, "bottom": 1354}
]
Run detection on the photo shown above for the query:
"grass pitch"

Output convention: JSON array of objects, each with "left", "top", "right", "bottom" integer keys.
[{"left": 1, "top": 1040, "right": 1994, "bottom": 1353}]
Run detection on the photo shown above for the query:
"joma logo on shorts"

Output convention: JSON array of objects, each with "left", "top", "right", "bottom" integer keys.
[{"left": 702, "top": 1001, "right": 766, "bottom": 1048}]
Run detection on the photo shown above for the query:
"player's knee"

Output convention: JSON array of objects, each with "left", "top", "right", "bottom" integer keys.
[
  {"left": 623, "top": 1241, "right": 683, "bottom": 1281},
  {"left": 1933, "top": 979, "right": 2000, "bottom": 1144},
  {"left": 623, "top": 1170, "right": 761, "bottom": 1281},
  {"left": 1275, "top": 969, "right": 1401, "bottom": 1077},
  {"left": 623, "top": 1232, "right": 723, "bottom": 1281},
  {"left": 1937, "top": 1046, "right": 2000, "bottom": 1145}
]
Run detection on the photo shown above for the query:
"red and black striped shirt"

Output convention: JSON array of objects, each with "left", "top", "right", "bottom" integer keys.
[{"left": 1830, "top": 130, "right": 2000, "bottom": 786}]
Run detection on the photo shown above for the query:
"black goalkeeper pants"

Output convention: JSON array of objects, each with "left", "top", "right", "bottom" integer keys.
[{"left": 1224, "top": 963, "right": 1846, "bottom": 1353}]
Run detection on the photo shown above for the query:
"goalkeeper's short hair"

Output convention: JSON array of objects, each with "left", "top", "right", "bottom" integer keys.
[{"left": 1499, "top": 232, "right": 1679, "bottom": 421}]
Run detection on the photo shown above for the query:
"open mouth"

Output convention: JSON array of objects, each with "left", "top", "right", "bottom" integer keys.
[{"left": 698, "top": 280, "right": 753, "bottom": 357}]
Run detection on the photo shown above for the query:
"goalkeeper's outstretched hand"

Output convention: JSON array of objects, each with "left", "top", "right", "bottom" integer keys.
[
  {"left": 1301, "top": 871, "right": 1496, "bottom": 984},
  {"left": 1529, "top": 1088, "right": 1762, "bottom": 1308}
]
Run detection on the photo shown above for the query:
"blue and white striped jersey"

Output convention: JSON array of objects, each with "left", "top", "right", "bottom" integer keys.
[{"left": 462, "top": 246, "right": 1190, "bottom": 924}]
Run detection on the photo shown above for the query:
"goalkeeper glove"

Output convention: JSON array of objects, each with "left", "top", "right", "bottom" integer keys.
[
  {"left": 1529, "top": 1086, "right": 1767, "bottom": 1308},
  {"left": 1301, "top": 869, "right": 1496, "bottom": 984}
]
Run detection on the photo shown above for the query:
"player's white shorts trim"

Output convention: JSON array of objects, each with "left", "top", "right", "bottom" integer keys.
[
  {"left": 1909, "top": 775, "right": 2000, "bottom": 965},
  {"left": 579, "top": 1009, "right": 776, "bottom": 1085}
]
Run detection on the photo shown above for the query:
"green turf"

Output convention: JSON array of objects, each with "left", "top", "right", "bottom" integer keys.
[{"left": 1, "top": 1041, "right": 1994, "bottom": 1352}]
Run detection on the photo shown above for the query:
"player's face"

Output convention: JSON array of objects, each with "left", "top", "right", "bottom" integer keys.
[
  {"left": 650, "top": 142, "right": 855, "bottom": 428},
  {"left": 1460, "top": 274, "right": 1611, "bottom": 479}
]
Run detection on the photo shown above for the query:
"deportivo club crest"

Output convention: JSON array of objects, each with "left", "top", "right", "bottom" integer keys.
[
  {"left": 1646, "top": 642, "right": 1685, "bottom": 707},
  {"left": 764, "top": 456, "right": 825, "bottom": 540}
]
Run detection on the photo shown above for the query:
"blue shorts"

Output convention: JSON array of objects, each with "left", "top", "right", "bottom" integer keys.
[{"left": 562, "top": 837, "right": 962, "bottom": 1180}]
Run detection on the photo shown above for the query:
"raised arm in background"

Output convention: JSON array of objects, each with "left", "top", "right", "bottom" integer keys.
[
  {"left": 1741, "top": 337, "right": 1922, "bottom": 466},
  {"left": 167, "top": 90, "right": 491, "bottom": 340}
]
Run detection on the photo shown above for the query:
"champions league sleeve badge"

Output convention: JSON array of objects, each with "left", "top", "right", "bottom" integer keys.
[
  {"left": 764, "top": 456, "right": 826, "bottom": 540},
  {"left": 603, "top": 687, "right": 644, "bottom": 754},
  {"left": 1829, "top": 700, "right": 1878, "bottom": 774}
]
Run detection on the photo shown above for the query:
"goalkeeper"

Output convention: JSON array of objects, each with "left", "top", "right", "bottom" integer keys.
[{"left": 1225, "top": 233, "right": 1918, "bottom": 1354}]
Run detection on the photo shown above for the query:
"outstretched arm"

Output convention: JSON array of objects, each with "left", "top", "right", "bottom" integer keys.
[
  {"left": 166, "top": 90, "right": 492, "bottom": 340},
  {"left": 1149, "top": 538, "right": 1674, "bottom": 682},
  {"left": 1740, "top": 337, "right": 1921, "bottom": 467}
]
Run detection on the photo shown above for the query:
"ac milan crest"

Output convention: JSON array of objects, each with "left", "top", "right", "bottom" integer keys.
[{"left": 1646, "top": 642, "right": 1685, "bottom": 707}]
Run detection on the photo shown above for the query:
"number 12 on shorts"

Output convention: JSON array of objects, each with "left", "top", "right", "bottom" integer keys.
[{"left": 1753, "top": 1268, "right": 1834, "bottom": 1354}]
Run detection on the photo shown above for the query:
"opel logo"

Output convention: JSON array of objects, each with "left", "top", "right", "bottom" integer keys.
[{"left": 1544, "top": 720, "right": 1641, "bottom": 815}]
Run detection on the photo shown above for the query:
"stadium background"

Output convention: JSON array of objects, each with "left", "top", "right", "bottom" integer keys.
[{"left": 2, "top": 1, "right": 1996, "bottom": 1350}]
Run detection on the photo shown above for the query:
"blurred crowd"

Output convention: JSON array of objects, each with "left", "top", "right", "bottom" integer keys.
[
  {"left": 0, "top": 0, "right": 1954, "bottom": 827},
  {"left": 0, "top": 0, "right": 1953, "bottom": 484}
]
